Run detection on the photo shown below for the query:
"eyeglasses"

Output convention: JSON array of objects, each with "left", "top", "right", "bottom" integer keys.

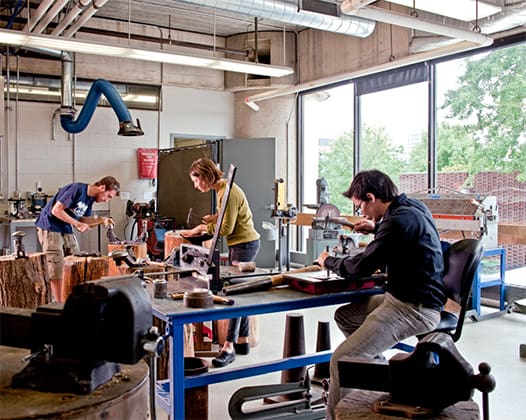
[{"left": 354, "top": 200, "right": 364, "bottom": 216}]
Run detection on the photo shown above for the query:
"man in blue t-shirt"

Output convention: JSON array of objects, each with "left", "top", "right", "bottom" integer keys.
[{"left": 36, "top": 176, "right": 120, "bottom": 302}]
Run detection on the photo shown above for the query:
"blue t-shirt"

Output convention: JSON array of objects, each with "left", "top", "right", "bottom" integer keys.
[{"left": 35, "top": 183, "right": 95, "bottom": 234}]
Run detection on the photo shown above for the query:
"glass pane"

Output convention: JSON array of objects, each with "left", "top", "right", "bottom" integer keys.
[
  {"left": 302, "top": 84, "right": 355, "bottom": 214},
  {"left": 360, "top": 82, "right": 428, "bottom": 191},
  {"left": 436, "top": 44, "right": 525, "bottom": 271}
]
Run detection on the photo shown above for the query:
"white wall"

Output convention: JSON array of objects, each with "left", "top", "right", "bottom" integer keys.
[{"left": 0, "top": 85, "right": 234, "bottom": 252}]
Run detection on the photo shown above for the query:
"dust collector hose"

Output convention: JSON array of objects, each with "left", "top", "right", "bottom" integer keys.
[{"left": 60, "top": 78, "right": 143, "bottom": 135}]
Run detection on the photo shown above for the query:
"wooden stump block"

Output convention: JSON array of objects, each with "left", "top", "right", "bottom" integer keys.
[
  {"left": 0, "top": 253, "right": 51, "bottom": 308},
  {"left": 62, "top": 256, "right": 109, "bottom": 301},
  {"left": 335, "top": 390, "right": 479, "bottom": 420},
  {"left": 164, "top": 230, "right": 190, "bottom": 257},
  {"left": 107, "top": 242, "right": 148, "bottom": 276}
]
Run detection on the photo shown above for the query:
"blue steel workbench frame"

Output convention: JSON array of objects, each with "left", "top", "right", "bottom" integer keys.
[{"left": 152, "top": 285, "right": 384, "bottom": 419}]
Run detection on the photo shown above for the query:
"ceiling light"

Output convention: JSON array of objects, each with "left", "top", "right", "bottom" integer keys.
[
  {"left": 0, "top": 29, "right": 294, "bottom": 78},
  {"left": 385, "top": 0, "right": 501, "bottom": 22}
]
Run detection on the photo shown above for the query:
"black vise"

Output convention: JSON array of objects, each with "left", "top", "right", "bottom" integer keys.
[{"left": 0, "top": 276, "right": 154, "bottom": 394}]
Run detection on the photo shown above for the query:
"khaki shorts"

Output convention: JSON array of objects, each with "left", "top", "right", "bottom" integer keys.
[{"left": 37, "top": 228, "right": 80, "bottom": 280}]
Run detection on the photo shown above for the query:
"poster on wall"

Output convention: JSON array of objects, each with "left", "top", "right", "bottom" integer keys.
[{"left": 137, "top": 148, "right": 158, "bottom": 179}]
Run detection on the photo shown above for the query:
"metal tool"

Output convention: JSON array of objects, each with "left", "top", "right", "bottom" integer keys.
[
  {"left": 106, "top": 224, "right": 121, "bottom": 243},
  {"left": 12, "top": 231, "right": 27, "bottom": 259},
  {"left": 338, "top": 332, "right": 496, "bottom": 418},
  {"left": 1, "top": 276, "right": 162, "bottom": 394},
  {"left": 228, "top": 373, "right": 325, "bottom": 419}
]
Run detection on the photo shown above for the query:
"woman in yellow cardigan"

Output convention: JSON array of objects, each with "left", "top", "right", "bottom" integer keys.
[{"left": 183, "top": 157, "right": 260, "bottom": 367}]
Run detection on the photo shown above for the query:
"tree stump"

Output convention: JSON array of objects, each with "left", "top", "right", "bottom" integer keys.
[
  {"left": 0, "top": 253, "right": 51, "bottom": 308},
  {"left": 62, "top": 256, "right": 109, "bottom": 301}
]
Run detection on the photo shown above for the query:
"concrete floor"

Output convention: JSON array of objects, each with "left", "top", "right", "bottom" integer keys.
[{"left": 153, "top": 301, "right": 525, "bottom": 420}]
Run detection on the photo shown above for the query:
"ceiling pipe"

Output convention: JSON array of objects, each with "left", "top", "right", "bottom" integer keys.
[
  {"left": 63, "top": 0, "right": 110, "bottom": 37},
  {"left": 340, "top": 3, "right": 494, "bottom": 45},
  {"left": 243, "top": 39, "right": 492, "bottom": 110},
  {"left": 32, "top": 0, "right": 70, "bottom": 34},
  {"left": 51, "top": 0, "right": 93, "bottom": 36},
  {"left": 23, "top": 0, "right": 55, "bottom": 32},
  {"left": 174, "top": 0, "right": 376, "bottom": 38}
]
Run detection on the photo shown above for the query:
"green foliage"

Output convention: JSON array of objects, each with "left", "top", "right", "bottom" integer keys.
[{"left": 441, "top": 44, "right": 526, "bottom": 179}]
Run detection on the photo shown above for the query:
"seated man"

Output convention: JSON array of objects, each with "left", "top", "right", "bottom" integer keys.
[{"left": 316, "top": 169, "right": 447, "bottom": 419}]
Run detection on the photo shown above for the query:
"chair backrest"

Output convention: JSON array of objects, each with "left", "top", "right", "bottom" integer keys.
[{"left": 442, "top": 238, "right": 485, "bottom": 341}]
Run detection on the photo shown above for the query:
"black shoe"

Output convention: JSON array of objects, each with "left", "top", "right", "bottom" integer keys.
[
  {"left": 234, "top": 343, "right": 250, "bottom": 355},
  {"left": 212, "top": 351, "right": 236, "bottom": 368}
]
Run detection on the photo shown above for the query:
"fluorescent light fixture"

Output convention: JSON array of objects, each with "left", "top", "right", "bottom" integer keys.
[
  {"left": 244, "top": 98, "right": 261, "bottom": 112},
  {"left": 385, "top": 0, "right": 501, "bottom": 22},
  {"left": 0, "top": 29, "right": 294, "bottom": 78}
]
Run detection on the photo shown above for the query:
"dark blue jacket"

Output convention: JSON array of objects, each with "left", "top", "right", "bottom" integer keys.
[{"left": 324, "top": 193, "right": 447, "bottom": 311}]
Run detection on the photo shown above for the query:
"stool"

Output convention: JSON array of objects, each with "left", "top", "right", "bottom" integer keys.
[
  {"left": 335, "top": 390, "right": 479, "bottom": 420},
  {"left": 470, "top": 247, "right": 506, "bottom": 321}
]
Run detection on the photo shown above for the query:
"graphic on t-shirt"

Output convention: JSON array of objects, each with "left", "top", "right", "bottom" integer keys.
[{"left": 72, "top": 202, "right": 89, "bottom": 218}]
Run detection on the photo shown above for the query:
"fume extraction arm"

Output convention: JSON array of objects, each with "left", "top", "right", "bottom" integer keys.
[{"left": 60, "top": 78, "right": 144, "bottom": 136}]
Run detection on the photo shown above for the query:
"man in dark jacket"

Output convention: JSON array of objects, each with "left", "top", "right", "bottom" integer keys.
[{"left": 317, "top": 169, "right": 447, "bottom": 419}]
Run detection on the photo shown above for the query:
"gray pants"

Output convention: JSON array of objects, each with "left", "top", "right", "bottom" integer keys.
[{"left": 326, "top": 292, "right": 440, "bottom": 419}]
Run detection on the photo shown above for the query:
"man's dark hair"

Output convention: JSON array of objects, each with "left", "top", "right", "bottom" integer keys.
[
  {"left": 343, "top": 169, "right": 398, "bottom": 202},
  {"left": 95, "top": 176, "right": 120, "bottom": 194}
]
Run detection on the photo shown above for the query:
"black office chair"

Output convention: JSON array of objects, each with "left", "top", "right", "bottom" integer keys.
[{"left": 394, "top": 238, "right": 485, "bottom": 352}]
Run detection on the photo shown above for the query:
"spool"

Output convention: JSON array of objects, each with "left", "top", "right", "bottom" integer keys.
[
  {"left": 0, "top": 345, "right": 150, "bottom": 420},
  {"left": 265, "top": 313, "right": 306, "bottom": 403},
  {"left": 184, "top": 288, "right": 213, "bottom": 308},
  {"left": 313, "top": 320, "right": 331, "bottom": 383}
]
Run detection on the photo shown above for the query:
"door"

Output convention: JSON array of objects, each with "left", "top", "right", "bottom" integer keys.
[{"left": 222, "top": 138, "right": 275, "bottom": 268}]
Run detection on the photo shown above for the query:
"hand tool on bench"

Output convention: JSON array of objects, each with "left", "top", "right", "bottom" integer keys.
[{"left": 221, "top": 265, "right": 322, "bottom": 295}]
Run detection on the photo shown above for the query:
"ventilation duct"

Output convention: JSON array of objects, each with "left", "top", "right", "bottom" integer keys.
[
  {"left": 175, "top": 0, "right": 376, "bottom": 38},
  {"left": 60, "top": 79, "right": 144, "bottom": 136}
]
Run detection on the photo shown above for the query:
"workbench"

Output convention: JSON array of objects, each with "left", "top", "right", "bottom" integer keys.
[{"left": 152, "top": 283, "right": 384, "bottom": 419}]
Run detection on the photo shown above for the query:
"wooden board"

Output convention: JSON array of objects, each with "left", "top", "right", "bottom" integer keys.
[{"left": 0, "top": 253, "right": 51, "bottom": 308}]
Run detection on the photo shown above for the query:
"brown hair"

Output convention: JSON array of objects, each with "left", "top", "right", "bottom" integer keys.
[
  {"left": 94, "top": 176, "right": 121, "bottom": 194},
  {"left": 343, "top": 170, "right": 398, "bottom": 202},
  {"left": 189, "top": 158, "right": 223, "bottom": 184}
]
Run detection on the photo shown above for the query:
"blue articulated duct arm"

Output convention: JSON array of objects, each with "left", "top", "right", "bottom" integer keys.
[{"left": 60, "top": 79, "right": 144, "bottom": 136}]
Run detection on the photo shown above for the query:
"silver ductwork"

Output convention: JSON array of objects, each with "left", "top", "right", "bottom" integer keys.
[{"left": 175, "top": 0, "right": 376, "bottom": 38}]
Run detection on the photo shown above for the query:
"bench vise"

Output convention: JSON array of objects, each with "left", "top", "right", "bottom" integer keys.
[
  {"left": 338, "top": 332, "right": 495, "bottom": 417},
  {"left": 0, "top": 276, "right": 163, "bottom": 394}
]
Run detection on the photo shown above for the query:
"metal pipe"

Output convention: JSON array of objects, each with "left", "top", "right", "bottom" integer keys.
[
  {"left": 341, "top": 4, "right": 493, "bottom": 45},
  {"left": 32, "top": 0, "right": 71, "bottom": 34},
  {"left": 51, "top": 0, "right": 93, "bottom": 36},
  {"left": 63, "top": 0, "right": 110, "bottom": 37},
  {"left": 23, "top": 0, "right": 55, "bottom": 32},
  {"left": 175, "top": 0, "right": 376, "bottom": 38}
]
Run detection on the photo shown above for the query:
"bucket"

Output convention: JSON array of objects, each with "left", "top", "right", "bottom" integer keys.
[{"left": 184, "top": 357, "right": 209, "bottom": 419}]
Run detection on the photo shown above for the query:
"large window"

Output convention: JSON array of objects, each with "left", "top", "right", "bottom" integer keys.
[
  {"left": 299, "top": 41, "right": 525, "bottom": 271},
  {"left": 301, "top": 84, "right": 355, "bottom": 214},
  {"left": 360, "top": 81, "right": 428, "bottom": 188}
]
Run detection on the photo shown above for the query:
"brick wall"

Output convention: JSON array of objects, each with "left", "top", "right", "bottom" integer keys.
[{"left": 400, "top": 171, "right": 525, "bottom": 269}]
